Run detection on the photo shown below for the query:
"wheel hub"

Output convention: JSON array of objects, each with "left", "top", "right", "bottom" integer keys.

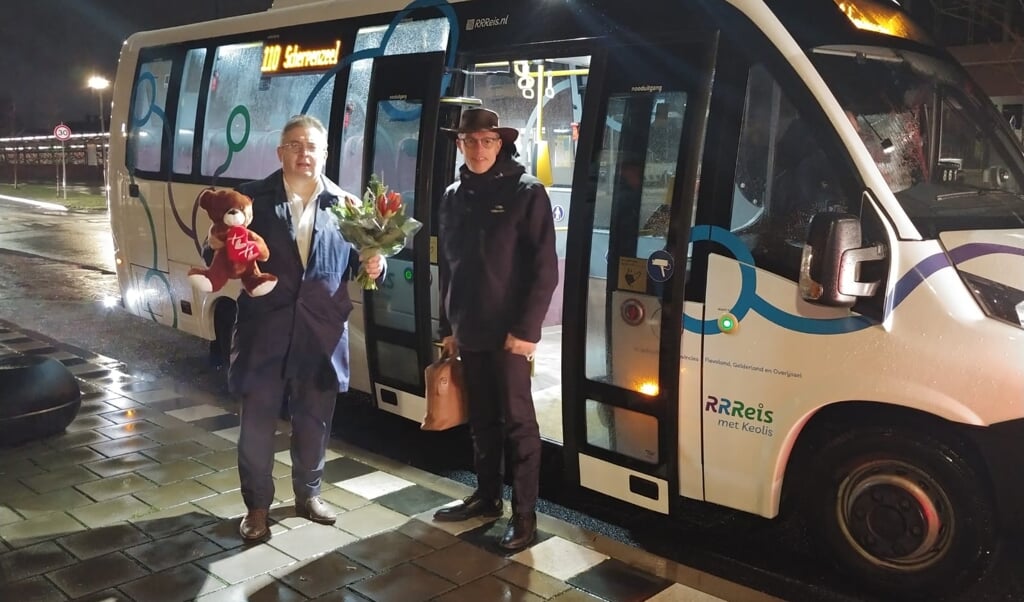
[{"left": 838, "top": 461, "right": 951, "bottom": 570}]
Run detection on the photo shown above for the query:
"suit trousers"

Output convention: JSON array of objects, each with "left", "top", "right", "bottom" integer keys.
[
  {"left": 237, "top": 372, "right": 336, "bottom": 510},
  {"left": 460, "top": 349, "right": 541, "bottom": 514}
]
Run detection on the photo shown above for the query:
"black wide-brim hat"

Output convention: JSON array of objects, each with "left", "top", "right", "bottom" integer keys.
[{"left": 441, "top": 108, "right": 519, "bottom": 144}]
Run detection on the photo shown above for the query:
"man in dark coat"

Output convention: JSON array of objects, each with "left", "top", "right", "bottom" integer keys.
[
  {"left": 230, "top": 114, "right": 383, "bottom": 542},
  {"left": 432, "top": 108, "right": 558, "bottom": 551}
]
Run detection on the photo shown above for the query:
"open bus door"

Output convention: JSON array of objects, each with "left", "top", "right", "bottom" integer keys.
[
  {"left": 360, "top": 52, "right": 446, "bottom": 420},
  {"left": 563, "top": 40, "right": 714, "bottom": 513}
]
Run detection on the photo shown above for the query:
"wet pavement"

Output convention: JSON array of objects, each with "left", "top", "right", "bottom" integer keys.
[{"left": 0, "top": 321, "right": 783, "bottom": 602}]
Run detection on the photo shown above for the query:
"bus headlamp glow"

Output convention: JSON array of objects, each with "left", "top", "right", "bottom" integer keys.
[{"left": 832, "top": 0, "right": 928, "bottom": 42}]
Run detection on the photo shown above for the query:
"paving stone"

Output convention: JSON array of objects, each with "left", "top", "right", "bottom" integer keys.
[
  {"left": 9, "top": 486, "right": 94, "bottom": 518},
  {"left": 0, "top": 540, "right": 76, "bottom": 582},
  {"left": 0, "top": 511, "right": 85, "bottom": 549},
  {"left": 273, "top": 552, "right": 373, "bottom": 598},
  {"left": 83, "top": 452, "right": 160, "bottom": 478},
  {"left": 126, "top": 530, "right": 222, "bottom": 572},
  {"left": 76, "top": 473, "right": 158, "bottom": 502},
  {"left": 48, "top": 552, "right": 149, "bottom": 598},
  {"left": 349, "top": 562, "right": 455, "bottom": 602},
  {"left": 120, "top": 562, "right": 226, "bottom": 602},
  {"left": 0, "top": 574, "right": 68, "bottom": 602},
  {"left": 59, "top": 522, "right": 150, "bottom": 560},
  {"left": 69, "top": 495, "right": 154, "bottom": 528}
]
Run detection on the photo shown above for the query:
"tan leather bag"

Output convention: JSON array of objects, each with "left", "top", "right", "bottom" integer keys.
[{"left": 421, "top": 352, "right": 467, "bottom": 431}]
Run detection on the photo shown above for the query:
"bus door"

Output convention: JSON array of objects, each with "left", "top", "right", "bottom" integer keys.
[
  {"left": 453, "top": 50, "right": 592, "bottom": 444},
  {"left": 361, "top": 52, "right": 445, "bottom": 420},
  {"left": 563, "top": 41, "right": 713, "bottom": 513}
]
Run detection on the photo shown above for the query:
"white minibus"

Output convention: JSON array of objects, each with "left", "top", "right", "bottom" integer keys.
[{"left": 107, "top": 0, "right": 1024, "bottom": 594}]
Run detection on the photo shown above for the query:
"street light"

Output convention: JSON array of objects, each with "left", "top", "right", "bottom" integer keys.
[{"left": 87, "top": 75, "right": 110, "bottom": 191}]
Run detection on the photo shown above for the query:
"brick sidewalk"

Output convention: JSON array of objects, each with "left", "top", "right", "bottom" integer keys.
[{"left": 0, "top": 322, "right": 781, "bottom": 602}]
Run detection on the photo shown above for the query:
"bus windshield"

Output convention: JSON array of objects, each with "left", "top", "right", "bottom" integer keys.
[{"left": 811, "top": 46, "right": 1024, "bottom": 237}]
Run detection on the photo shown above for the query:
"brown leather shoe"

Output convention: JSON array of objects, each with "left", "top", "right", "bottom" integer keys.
[
  {"left": 239, "top": 509, "right": 269, "bottom": 542},
  {"left": 433, "top": 493, "right": 503, "bottom": 522},
  {"left": 499, "top": 512, "right": 537, "bottom": 551},
  {"left": 296, "top": 496, "right": 336, "bottom": 525}
]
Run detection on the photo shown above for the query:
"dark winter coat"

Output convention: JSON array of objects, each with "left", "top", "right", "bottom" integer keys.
[
  {"left": 228, "top": 170, "right": 361, "bottom": 394},
  {"left": 438, "top": 157, "right": 558, "bottom": 351}
]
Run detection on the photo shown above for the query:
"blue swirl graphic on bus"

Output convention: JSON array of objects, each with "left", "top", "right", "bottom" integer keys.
[
  {"left": 690, "top": 229, "right": 1024, "bottom": 336},
  {"left": 301, "top": 0, "right": 460, "bottom": 117},
  {"left": 127, "top": 71, "right": 178, "bottom": 328},
  {"left": 686, "top": 226, "right": 875, "bottom": 336},
  {"left": 212, "top": 106, "right": 252, "bottom": 179}
]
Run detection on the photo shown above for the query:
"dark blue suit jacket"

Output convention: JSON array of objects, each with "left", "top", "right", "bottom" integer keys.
[{"left": 228, "top": 170, "right": 361, "bottom": 394}]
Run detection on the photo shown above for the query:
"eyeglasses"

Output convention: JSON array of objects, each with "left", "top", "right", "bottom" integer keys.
[
  {"left": 280, "top": 141, "right": 324, "bottom": 154},
  {"left": 458, "top": 136, "right": 501, "bottom": 149}
]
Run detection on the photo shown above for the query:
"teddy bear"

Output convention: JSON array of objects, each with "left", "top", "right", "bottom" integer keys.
[{"left": 188, "top": 188, "right": 278, "bottom": 297}]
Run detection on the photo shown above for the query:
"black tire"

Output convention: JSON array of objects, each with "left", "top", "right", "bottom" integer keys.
[
  {"left": 0, "top": 356, "right": 81, "bottom": 446},
  {"left": 805, "top": 426, "right": 996, "bottom": 597}
]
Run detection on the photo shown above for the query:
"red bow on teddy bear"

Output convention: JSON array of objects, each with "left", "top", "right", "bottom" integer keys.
[{"left": 188, "top": 188, "right": 278, "bottom": 297}]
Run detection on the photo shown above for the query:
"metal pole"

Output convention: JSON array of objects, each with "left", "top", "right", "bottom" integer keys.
[
  {"left": 10, "top": 101, "right": 16, "bottom": 189},
  {"left": 61, "top": 141, "right": 67, "bottom": 200},
  {"left": 98, "top": 90, "right": 107, "bottom": 191}
]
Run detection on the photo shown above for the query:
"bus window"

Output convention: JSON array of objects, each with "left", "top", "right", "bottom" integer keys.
[
  {"left": 200, "top": 41, "right": 332, "bottom": 181},
  {"left": 586, "top": 92, "right": 687, "bottom": 391},
  {"left": 461, "top": 55, "right": 590, "bottom": 326},
  {"left": 335, "top": 18, "right": 451, "bottom": 195},
  {"left": 731, "top": 65, "right": 850, "bottom": 279},
  {"left": 130, "top": 58, "right": 173, "bottom": 173},
  {"left": 459, "top": 57, "right": 589, "bottom": 187},
  {"left": 455, "top": 55, "right": 590, "bottom": 443},
  {"left": 173, "top": 48, "right": 207, "bottom": 175}
]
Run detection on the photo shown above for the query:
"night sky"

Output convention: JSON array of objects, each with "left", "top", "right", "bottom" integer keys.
[{"left": 0, "top": 0, "right": 272, "bottom": 135}]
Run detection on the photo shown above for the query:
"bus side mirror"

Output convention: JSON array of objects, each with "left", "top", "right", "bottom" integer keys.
[{"left": 799, "top": 212, "right": 886, "bottom": 307}]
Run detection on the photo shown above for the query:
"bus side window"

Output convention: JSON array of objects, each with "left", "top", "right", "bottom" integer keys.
[
  {"left": 200, "top": 42, "right": 332, "bottom": 182},
  {"left": 731, "top": 65, "right": 848, "bottom": 280},
  {"left": 172, "top": 48, "right": 207, "bottom": 175},
  {"left": 130, "top": 58, "right": 174, "bottom": 173}
]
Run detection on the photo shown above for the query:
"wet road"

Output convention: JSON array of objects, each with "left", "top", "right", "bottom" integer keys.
[
  {"left": 0, "top": 200, "right": 1021, "bottom": 602},
  {"left": 0, "top": 201, "right": 115, "bottom": 272}
]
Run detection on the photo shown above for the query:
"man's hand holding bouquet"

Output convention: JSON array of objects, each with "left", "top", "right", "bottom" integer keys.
[{"left": 330, "top": 174, "right": 422, "bottom": 290}]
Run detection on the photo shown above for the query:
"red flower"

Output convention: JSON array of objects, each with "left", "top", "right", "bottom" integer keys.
[{"left": 377, "top": 190, "right": 402, "bottom": 219}]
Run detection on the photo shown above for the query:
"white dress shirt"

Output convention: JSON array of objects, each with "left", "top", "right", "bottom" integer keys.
[{"left": 283, "top": 176, "right": 324, "bottom": 269}]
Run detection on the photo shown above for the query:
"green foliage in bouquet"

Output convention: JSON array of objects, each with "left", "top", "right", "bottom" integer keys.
[{"left": 329, "top": 174, "right": 423, "bottom": 290}]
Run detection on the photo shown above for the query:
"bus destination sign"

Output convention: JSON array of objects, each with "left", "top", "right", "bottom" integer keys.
[{"left": 261, "top": 39, "right": 343, "bottom": 75}]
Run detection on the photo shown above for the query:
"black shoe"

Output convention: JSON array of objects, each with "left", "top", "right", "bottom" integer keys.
[
  {"left": 500, "top": 512, "right": 537, "bottom": 551},
  {"left": 433, "top": 493, "right": 503, "bottom": 522}
]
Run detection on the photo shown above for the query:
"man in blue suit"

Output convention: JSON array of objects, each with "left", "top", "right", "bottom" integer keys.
[{"left": 229, "top": 114, "right": 383, "bottom": 542}]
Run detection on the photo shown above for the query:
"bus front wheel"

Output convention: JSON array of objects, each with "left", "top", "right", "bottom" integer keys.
[{"left": 806, "top": 427, "right": 996, "bottom": 596}]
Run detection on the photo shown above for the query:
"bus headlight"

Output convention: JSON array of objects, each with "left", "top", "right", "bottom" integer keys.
[{"left": 960, "top": 271, "right": 1024, "bottom": 329}]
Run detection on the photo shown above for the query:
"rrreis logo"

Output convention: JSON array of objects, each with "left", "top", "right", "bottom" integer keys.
[{"left": 466, "top": 15, "right": 510, "bottom": 31}]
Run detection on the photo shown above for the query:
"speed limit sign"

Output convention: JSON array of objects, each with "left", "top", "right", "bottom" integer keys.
[{"left": 53, "top": 124, "right": 72, "bottom": 141}]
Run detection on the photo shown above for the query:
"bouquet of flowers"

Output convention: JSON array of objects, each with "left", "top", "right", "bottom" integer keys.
[{"left": 330, "top": 174, "right": 422, "bottom": 290}]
